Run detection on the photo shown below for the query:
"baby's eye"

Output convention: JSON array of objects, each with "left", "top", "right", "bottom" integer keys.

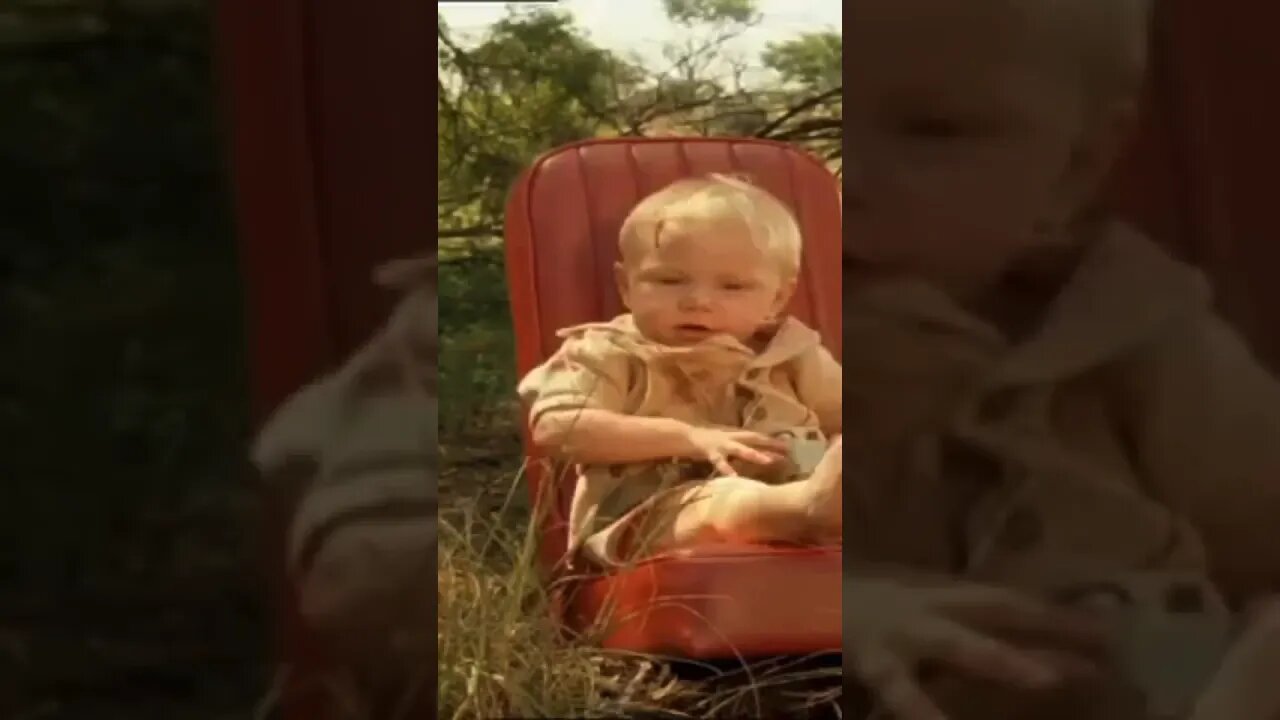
[
  {"left": 721, "top": 280, "right": 753, "bottom": 291},
  {"left": 656, "top": 275, "right": 686, "bottom": 285}
]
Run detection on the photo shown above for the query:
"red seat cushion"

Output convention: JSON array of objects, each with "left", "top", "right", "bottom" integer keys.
[
  {"left": 504, "top": 137, "right": 842, "bottom": 657},
  {"left": 569, "top": 544, "right": 842, "bottom": 657}
]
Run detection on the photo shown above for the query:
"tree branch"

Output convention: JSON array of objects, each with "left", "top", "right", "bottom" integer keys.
[
  {"left": 753, "top": 86, "right": 841, "bottom": 138},
  {"left": 767, "top": 116, "right": 841, "bottom": 139},
  {"left": 437, "top": 23, "right": 473, "bottom": 72}
]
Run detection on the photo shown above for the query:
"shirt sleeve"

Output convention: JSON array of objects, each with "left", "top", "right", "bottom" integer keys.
[
  {"left": 790, "top": 344, "right": 843, "bottom": 436},
  {"left": 1118, "top": 312, "right": 1280, "bottom": 601},
  {"left": 517, "top": 333, "right": 633, "bottom": 427}
]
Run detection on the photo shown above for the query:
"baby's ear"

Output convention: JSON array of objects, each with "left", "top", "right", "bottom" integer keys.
[
  {"left": 1061, "top": 99, "right": 1141, "bottom": 213},
  {"left": 773, "top": 277, "right": 798, "bottom": 314},
  {"left": 613, "top": 262, "right": 631, "bottom": 308}
]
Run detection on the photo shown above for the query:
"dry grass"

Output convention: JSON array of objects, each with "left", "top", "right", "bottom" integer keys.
[
  {"left": 437, "top": 463, "right": 845, "bottom": 720},
  {"left": 438, "top": 469, "right": 693, "bottom": 718}
]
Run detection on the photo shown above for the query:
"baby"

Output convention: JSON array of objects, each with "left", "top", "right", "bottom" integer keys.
[
  {"left": 846, "top": 0, "right": 1280, "bottom": 718},
  {"left": 517, "top": 174, "right": 842, "bottom": 568},
  {"left": 251, "top": 252, "right": 436, "bottom": 717}
]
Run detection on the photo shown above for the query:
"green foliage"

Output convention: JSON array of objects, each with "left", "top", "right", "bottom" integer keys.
[
  {"left": 439, "top": 9, "right": 642, "bottom": 235},
  {"left": 662, "top": 0, "right": 760, "bottom": 26},
  {"left": 438, "top": 247, "right": 518, "bottom": 441},
  {"left": 764, "top": 31, "right": 843, "bottom": 88},
  {"left": 0, "top": 1, "right": 219, "bottom": 273},
  {"left": 0, "top": 0, "right": 243, "bottom": 581},
  {"left": 0, "top": 2, "right": 262, "bottom": 713},
  {"left": 436, "top": 1, "right": 841, "bottom": 236}
]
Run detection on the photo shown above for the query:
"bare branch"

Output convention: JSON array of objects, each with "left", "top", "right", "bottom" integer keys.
[
  {"left": 768, "top": 116, "right": 841, "bottom": 139},
  {"left": 754, "top": 86, "right": 841, "bottom": 138},
  {"left": 652, "top": 19, "right": 756, "bottom": 87},
  {"left": 437, "top": 23, "right": 474, "bottom": 73}
]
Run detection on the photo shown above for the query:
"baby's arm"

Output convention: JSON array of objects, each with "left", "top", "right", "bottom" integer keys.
[
  {"left": 518, "top": 335, "right": 782, "bottom": 468},
  {"left": 532, "top": 409, "right": 694, "bottom": 463},
  {"left": 791, "top": 344, "right": 843, "bottom": 437},
  {"left": 534, "top": 410, "right": 784, "bottom": 472},
  {"left": 518, "top": 335, "right": 663, "bottom": 462},
  {"left": 1116, "top": 312, "right": 1280, "bottom": 602}
]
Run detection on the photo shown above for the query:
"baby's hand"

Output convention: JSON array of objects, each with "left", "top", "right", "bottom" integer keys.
[
  {"left": 1188, "top": 598, "right": 1280, "bottom": 720},
  {"left": 847, "top": 577, "right": 1106, "bottom": 720},
  {"left": 684, "top": 426, "right": 786, "bottom": 477}
]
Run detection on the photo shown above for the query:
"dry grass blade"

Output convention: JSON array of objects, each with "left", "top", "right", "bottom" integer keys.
[{"left": 438, "top": 465, "right": 843, "bottom": 719}]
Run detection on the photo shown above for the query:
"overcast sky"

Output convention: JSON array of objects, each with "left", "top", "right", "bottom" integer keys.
[{"left": 438, "top": 0, "right": 841, "bottom": 76}]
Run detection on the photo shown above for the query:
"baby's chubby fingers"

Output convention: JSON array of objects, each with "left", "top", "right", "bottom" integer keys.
[
  {"left": 725, "top": 441, "right": 781, "bottom": 467},
  {"left": 915, "top": 619, "right": 1063, "bottom": 690},
  {"left": 854, "top": 645, "right": 948, "bottom": 720},
  {"left": 729, "top": 430, "right": 789, "bottom": 452},
  {"left": 706, "top": 451, "right": 738, "bottom": 477},
  {"left": 939, "top": 586, "right": 1109, "bottom": 653}
]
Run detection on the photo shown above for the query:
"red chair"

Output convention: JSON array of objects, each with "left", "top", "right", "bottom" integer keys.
[{"left": 503, "top": 136, "right": 843, "bottom": 658}]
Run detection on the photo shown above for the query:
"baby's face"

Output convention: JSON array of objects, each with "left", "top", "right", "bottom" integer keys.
[
  {"left": 847, "top": 0, "right": 1109, "bottom": 298},
  {"left": 617, "top": 218, "right": 790, "bottom": 346}
]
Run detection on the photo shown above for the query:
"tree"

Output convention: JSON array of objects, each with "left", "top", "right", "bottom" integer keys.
[
  {"left": 436, "top": 0, "right": 842, "bottom": 245},
  {"left": 438, "top": 9, "right": 642, "bottom": 240},
  {"left": 764, "top": 31, "right": 842, "bottom": 88},
  {"left": 662, "top": 0, "right": 759, "bottom": 25},
  {"left": 0, "top": 2, "right": 261, "bottom": 714}
]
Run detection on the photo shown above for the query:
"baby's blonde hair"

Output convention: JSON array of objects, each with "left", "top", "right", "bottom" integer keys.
[
  {"left": 619, "top": 173, "right": 803, "bottom": 279},
  {"left": 1028, "top": 0, "right": 1155, "bottom": 108}
]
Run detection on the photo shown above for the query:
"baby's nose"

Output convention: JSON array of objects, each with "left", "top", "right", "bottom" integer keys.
[{"left": 679, "top": 287, "right": 713, "bottom": 309}]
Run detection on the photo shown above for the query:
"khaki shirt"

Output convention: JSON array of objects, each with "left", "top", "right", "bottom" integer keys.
[
  {"left": 845, "top": 224, "right": 1280, "bottom": 600},
  {"left": 845, "top": 226, "right": 1280, "bottom": 718},
  {"left": 518, "top": 314, "right": 841, "bottom": 566}
]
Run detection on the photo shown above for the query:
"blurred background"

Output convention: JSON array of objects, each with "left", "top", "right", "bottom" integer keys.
[{"left": 0, "top": 1, "right": 265, "bottom": 717}]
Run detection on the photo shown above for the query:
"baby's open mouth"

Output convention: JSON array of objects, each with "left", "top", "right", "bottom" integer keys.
[{"left": 676, "top": 323, "right": 713, "bottom": 334}]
